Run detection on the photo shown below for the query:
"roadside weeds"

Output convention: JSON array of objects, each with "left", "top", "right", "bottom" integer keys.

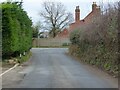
[{"left": 1, "top": 51, "right": 32, "bottom": 77}]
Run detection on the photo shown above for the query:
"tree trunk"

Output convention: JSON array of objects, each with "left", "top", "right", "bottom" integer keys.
[{"left": 52, "top": 27, "right": 56, "bottom": 38}]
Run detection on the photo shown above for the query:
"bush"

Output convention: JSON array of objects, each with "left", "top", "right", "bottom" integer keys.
[
  {"left": 1, "top": 1, "right": 33, "bottom": 58},
  {"left": 69, "top": 3, "right": 119, "bottom": 77},
  {"left": 62, "top": 43, "right": 70, "bottom": 46}
]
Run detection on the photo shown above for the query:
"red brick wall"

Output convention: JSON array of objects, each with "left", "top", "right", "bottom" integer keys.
[
  {"left": 69, "top": 20, "right": 85, "bottom": 32},
  {"left": 56, "top": 28, "right": 69, "bottom": 38}
]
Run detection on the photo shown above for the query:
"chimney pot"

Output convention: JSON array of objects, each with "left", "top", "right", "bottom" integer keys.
[{"left": 92, "top": 2, "right": 97, "bottom": 11}]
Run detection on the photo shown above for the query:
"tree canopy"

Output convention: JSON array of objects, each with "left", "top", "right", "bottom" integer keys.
[{"left": 40, "top": 1, "right": 73, "bottom": 38}]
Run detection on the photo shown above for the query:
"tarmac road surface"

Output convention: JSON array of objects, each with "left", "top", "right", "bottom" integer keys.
[{"left": 2, "top": 48, "right": 118, "bottom": 88}]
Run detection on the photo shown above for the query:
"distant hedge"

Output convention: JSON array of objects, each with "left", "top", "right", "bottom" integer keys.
[
  {"left": 69, "top": 3, "right": 119, "bottom": 77},
  {"left": 1, "top": 1, "right": 33, "bottom": 58}
]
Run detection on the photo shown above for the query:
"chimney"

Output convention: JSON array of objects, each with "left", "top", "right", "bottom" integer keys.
[
  {"left": 96, "top": 6, "right": 101, "bottom": 11},
  {"left": 92, "top": 2, "right": 97, "bottom": 11},
  {"left": 75, "top": 6, "right": 80, "bottom": 22}
]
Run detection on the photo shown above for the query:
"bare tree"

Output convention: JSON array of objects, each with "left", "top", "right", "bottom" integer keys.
[{"left": 39, "top": 1, "right": 73, "bottom": 38}]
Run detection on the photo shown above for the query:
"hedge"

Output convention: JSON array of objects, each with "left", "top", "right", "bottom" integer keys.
[
  {"left": 1, "top": 1, "right": 32, "bottom": 58},
  {"left": 69, "top": 3, "right": 119, "bottom": 77}
]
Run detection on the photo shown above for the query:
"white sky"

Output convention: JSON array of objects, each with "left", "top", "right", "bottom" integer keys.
[{"left": 0, "top": 0, "right": 119, "bottom": 25}]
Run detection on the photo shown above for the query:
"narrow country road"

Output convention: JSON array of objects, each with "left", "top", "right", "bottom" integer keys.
[{"left": 2, "top": 48, "right": 118, "bottom": 88}]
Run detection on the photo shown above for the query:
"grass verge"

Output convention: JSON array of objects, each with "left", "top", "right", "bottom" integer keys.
[
  {"left": 17, "top": 51, "right": 32, "bottom": 64},
  {"left": 69, "top": 45, "right": 118, "bottom": 78},
  {"left": 2, "top": 51, "right": 32, "bottom": 69}
]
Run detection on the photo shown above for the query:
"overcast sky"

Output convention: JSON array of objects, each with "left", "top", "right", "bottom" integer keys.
[{"left": 0, "top": 0, "right": 119, "bottom": 24}]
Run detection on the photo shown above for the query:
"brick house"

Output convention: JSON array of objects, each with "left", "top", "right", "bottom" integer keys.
[
  {"left": 56, "top": 2, "right": 101, "bottom": 38},
  {"left": 56, "top": 28, "right": 69, "bottom": 38}
]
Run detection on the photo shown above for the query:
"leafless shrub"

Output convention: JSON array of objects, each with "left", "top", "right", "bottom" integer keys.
[{"left": 70, "top": 2, "right": 119, "bottom": 77}]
